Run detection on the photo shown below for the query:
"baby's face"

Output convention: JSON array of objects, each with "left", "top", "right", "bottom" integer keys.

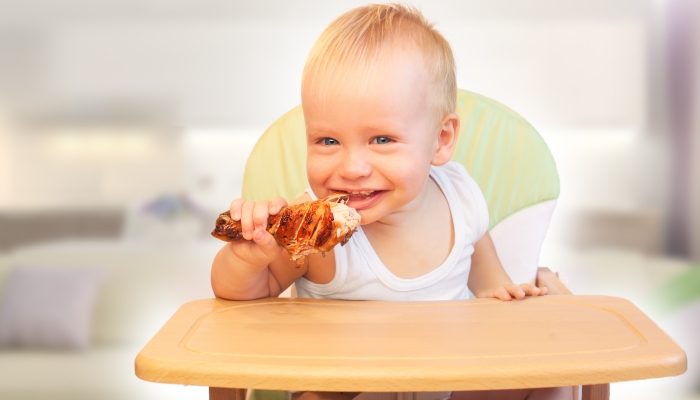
[{"left": 303, "top": 52, "right": 441, "bottom": 225}]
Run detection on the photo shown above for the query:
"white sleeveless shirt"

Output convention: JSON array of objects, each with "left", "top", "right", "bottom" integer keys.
[{"left": 295, "top": 162, "right": 489, "bottom": 301}]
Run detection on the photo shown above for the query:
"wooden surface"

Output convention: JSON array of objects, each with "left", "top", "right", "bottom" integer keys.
[
  {"left": 537, "top": 269, "right": 610, "bottom": 399},
  {"left": 135, "top": 296, "right": 686, "bottom": 392}
]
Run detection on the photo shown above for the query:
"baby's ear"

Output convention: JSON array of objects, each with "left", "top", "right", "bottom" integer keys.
[{"left": 431, "top": 113, "right": 459, "bottom": 166}]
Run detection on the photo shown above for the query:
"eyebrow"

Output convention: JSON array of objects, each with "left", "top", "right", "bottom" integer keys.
[
  {"left": 357, "top": 123, "right": 405, "bottom": 138},
  {"left": 365, "top": 125, "right": 400, "bottom": 135},
  {"left": 306, "top": 122, "right": 403, "bottom": 138},
  {"left": 306, "top": 128, "right": 338, "bottom": 141}
]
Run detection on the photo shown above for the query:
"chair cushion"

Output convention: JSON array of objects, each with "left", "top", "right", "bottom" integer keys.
[
  {"left": 243, "top": 105, "right": 308, "bottom": 204},
  {"left": 453, "top": 91, "right": 559, "bottom": 229},
  {"left": 489, "top": 200, "right": 558, "bottom": 284}
]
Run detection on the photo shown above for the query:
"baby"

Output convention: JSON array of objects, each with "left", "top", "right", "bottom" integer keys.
[{"left": 212, "top": 4, "right": 570, "bottom": 400}]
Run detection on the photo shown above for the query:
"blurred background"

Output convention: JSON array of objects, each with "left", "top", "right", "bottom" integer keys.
[{"left": 0, "top": 0, "right": 698, "bottom": 399}]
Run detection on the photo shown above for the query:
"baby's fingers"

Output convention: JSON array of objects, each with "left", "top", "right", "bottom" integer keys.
[
  {"left": 252, "top": 200, "right": 271, "bottom": 231},
  {"left": 518, "top": 283, "right": 542, "bottom": 297},
  {"left": 493, "top": 286, "right": 513, "bottom": 301},
  {"left": 504, "top": 284, "right": 526, "bottom": 300},
  {"left": 229, "top": 198, "right": 244, "bottom": 221},
  {"left": 268, "top": 196, "right": 288, "bottom": 215},
  {"left": 240, "top": 201, "right": 256, "bottom": 240}
]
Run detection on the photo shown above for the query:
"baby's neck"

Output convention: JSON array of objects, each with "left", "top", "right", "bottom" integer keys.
[
  {"left": 366, "top": 177, "right": 440, "bottom": 230},
  {"left": 363, "top": 178, "right": 454, "bottom": 279}
]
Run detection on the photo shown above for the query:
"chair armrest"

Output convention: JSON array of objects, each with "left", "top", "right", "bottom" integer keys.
[{"left": 536, "top": 267, "right": 572, "bottom": 295}]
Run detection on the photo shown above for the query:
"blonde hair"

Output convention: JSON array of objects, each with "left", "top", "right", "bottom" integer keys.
[{"left": 301, "top": 3, "right": 457, "bottom": 123}]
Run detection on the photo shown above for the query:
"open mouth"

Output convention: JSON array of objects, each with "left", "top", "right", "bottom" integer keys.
[
  {"left": 332, "top": 190, "right": 386, "bottom": 209},
  {"left": 338, "top": 190, "right": 375, "bottom": 200}
]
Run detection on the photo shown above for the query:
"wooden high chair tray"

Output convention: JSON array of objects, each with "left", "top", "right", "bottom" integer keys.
[{"left": 135, "top": 296, "right": 686, "bottom": 392}]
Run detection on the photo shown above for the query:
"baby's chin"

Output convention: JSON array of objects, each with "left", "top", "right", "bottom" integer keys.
[
  {"left": 356, "top": 211, "right": 380, "bottom": 226},
  {"left": 354, "top": 204, "right": 395, "bottom": 226}
]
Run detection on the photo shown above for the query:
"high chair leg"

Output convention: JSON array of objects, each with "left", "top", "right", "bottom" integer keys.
[
  {"left": 210, "top": 387, "right": 247, "bottom": 400},
  {"left": 581, "top": 384, "right": 608, "bottom": 400}
]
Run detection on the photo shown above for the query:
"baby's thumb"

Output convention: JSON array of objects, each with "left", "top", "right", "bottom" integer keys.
[{"left": 252, "top": 228, "right": 281, "bottom": 260}]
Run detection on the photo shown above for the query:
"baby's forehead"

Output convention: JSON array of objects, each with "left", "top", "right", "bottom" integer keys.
[
  {"left": 304, "top": 50, "right": 435, "bottom": 100},
  {"left": 305, "top": 67, "right": 438, "bottom": 121},
  {"left": 314, "top": 43, "right": 430, "bottom": 79}
]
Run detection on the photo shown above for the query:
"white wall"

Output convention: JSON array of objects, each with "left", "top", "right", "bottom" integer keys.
[
  {"left": 0, "top": 0, "right": 656, "bottom": 224},
  {"left": 45, "top": 21, "right": 318, "bottom": 127},
  {"left": 38, "top": 10, "right": 647, "bottom": 129},
  {"left": 2, "top": 127, "right": 183, "bottom": 209},
  {"left": 447, "top": 21, "right": 647, "bottom": 131},
  {"left": 181, "top": 128, "right": 260, "bottom": 211}
]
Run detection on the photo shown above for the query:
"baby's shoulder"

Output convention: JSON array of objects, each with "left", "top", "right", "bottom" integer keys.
[
  {"left": 437, "top": 160, "right": 470, "bottom": 176},
  {"left": 433, "top": 161, "right": 489, "bottom": 238},
  {"left": 433, "top": 162, "right": 479, "bottom": 193}
]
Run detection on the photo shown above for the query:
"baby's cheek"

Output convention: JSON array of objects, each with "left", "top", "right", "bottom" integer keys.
[
  {"left": 401, "top": 166, "right": 430, "bottom": 193},
  {"left": 306, "top": 157, "right": 331, "bottom": 187}
]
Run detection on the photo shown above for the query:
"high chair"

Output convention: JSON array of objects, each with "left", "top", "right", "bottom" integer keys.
[{"left": 135, "top": 89, "right": 686, "bottom": 400}]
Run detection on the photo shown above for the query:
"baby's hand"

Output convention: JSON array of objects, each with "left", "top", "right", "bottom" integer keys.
[
  {"left": 229, "top": 197, "right": 287, "bottom": 240},
  {"left": 476, "top": 283, "right": 548, "bottom": 301},
  {"left": 227, "top": 197, "right": 288, "bottom": 267}
]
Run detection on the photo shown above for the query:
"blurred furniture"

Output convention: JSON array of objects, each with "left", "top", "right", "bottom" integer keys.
[
  {"left": 135, "top": 293, "right": 686, "bottom": 400},
  {"left": 562, "top": 209, "right": 664, "bottom": 256},
  {"left": 0, "top": 239, "right": 217, "bottom": 400},
  {"left": 0, "top": 210, "right": 124, "bottom": 252}
]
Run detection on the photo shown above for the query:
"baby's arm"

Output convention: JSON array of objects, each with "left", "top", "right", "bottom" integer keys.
[
  {"left": 467, "top": 231, "right": 547, "bottom": 300},
  {"left": 211, "top": 195, "right": 311, "bottom": 300}
]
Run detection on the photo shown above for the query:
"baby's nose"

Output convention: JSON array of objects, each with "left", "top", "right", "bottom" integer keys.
[{"left": 338, "top": 151, "right": 372, "bottom": 180}]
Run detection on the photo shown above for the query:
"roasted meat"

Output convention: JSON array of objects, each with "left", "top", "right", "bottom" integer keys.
[{"left": 211, "top": 193, "right": 361, "bottom": 267}]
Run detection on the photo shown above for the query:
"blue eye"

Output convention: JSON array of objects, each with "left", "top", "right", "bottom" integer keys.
[
  {"left": 322, "top": 138, "right": 339, "bottom": 146},
  {"left": 374, "top": 137, "right": 392, "bottom": 144}
]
